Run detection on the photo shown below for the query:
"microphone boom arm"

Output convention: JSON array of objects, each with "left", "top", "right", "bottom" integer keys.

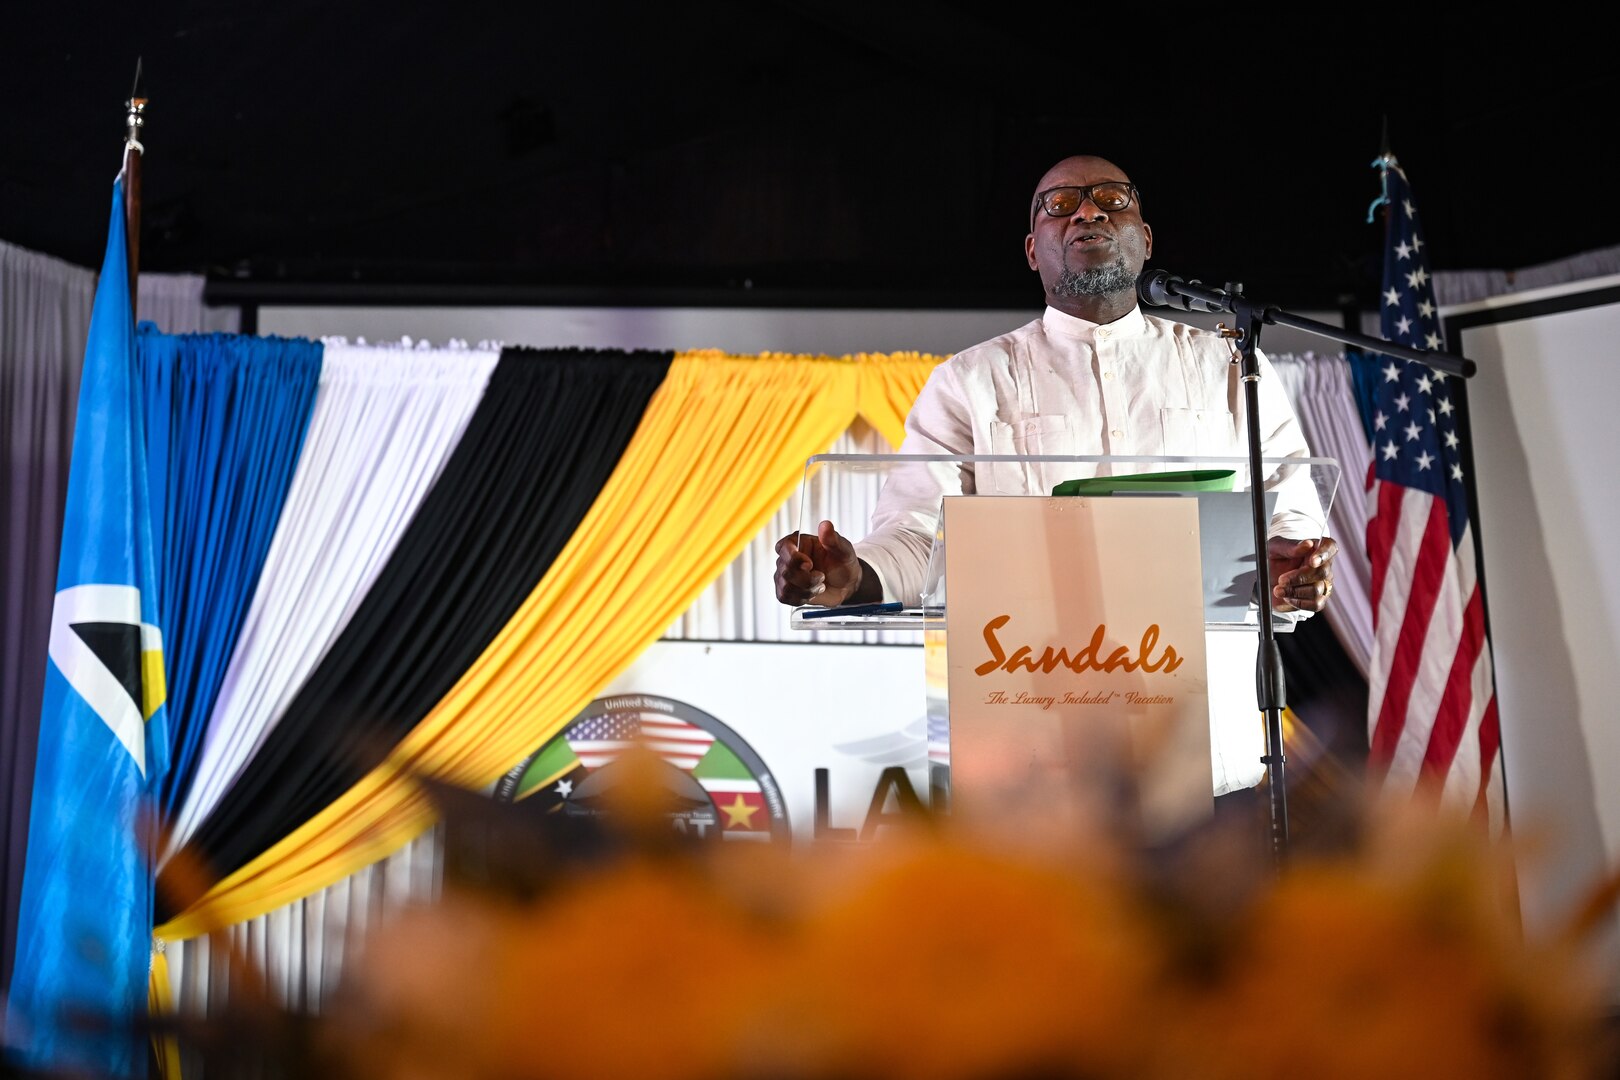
[{"left": 1136, "top": 268, "right": 1474, "bottom": 377}]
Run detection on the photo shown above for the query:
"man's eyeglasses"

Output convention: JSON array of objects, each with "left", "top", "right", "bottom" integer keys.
[{"left": 1032, "top": 182, "right": 1140, "bottom": 224}]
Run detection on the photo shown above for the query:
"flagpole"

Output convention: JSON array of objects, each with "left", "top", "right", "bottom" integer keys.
[{"left": 121, "top": 60, "right": 146, "bottom": 321}]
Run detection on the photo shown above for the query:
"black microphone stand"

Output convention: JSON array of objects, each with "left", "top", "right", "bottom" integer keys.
[{"left": 1142, "top": 274, "right": 1474, "bottom": 866}]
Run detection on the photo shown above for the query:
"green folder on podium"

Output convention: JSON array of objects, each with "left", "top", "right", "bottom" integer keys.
[{"left": 1051, "top": 468, "right": 1236, "bottom": 497}]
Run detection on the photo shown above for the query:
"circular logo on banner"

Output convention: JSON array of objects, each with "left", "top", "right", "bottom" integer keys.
[{"left": 494, "top": 693, "right": 790, "bottom": 844}]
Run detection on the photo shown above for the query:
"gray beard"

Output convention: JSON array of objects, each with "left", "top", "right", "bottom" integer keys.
[{"left": 1050, "top": 258, "right": 1135, "bottom": 299}]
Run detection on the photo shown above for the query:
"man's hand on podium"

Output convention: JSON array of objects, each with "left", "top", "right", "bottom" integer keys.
[
  {"left": 1268, "top": 536, "right": 1340, "bottom": 614},
  {"left": 774, "top": 519, "right": 881, "bottom": 607}
]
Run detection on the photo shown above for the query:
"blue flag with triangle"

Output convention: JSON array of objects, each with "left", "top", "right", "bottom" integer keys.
[{"left": 5, "top": 177, "right": 170, "bottom": 1077}]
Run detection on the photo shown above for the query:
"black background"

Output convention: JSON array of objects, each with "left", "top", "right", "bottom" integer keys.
[{"left": 8, "top": 4, "right": 1617, "bottom": 312}]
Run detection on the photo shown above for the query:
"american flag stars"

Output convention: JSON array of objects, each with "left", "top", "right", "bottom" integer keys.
[
  {"left": 1375, "top": 354, "right": 1469, "bottom": 506},
  {"left": 1371, "top": 173, "right": 1469, "bottom": 507}
]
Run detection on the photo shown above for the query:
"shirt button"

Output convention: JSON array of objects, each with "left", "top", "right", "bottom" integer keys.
[
  {"left": 1103, "top": 371, "right": 1115, "bottom": 381},
  {"left": 1111, "top": 429, "right": 1124, "bottom": 438}
]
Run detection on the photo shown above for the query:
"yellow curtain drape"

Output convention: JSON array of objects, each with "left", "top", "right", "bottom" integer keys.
[
  {"left": 155, "top": 349, "right": 946, "bottom": 940},
  {"left": 148, "top": 946, "right": 183, "bottom": 1079},
  {"left": 853, "top": 351, "right": 941, "bottom": 448}
]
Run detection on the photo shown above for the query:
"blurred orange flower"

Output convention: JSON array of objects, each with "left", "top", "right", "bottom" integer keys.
[
  {"left": 771, "top": 837, "right": 1156, "bottom": 1080},
  {"left": 244, "top": 784, "right": 1616, "bottom": 1080}
]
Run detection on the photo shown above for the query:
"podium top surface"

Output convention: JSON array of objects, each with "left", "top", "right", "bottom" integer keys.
[
  {"left": 788, "top": 607, "right": 1297, "bottom": 633},
  {"left": 801, "top": 451, "right": 1339, "bottom": 492}
]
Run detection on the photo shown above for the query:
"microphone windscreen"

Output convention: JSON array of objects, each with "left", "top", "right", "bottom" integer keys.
[{"left": 1136, "top": 268, "right": 1174, "bottom": 308}]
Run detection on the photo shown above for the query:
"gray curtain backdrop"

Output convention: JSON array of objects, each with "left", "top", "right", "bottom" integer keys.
[
  {"left": 0, "top": 237, "right": 238, "bottom": 996},
  {"left": 1, "top": 240, "right": 94, "bottom": 998},
  {"left": 1433, "top": 244, "right": 1620, "bottom": 307}
]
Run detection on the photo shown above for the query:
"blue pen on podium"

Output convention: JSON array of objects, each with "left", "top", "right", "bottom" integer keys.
[{"left": 799, "top": 601, "right": 904, "bottom": 620}]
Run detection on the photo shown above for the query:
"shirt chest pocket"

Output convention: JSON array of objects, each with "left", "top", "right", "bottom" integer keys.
[
  {"left": 1159, "top": 406, "right": 1235, "bottom": 456},
  {"left": 985, "top": 415, "right": 1073, "bottom": 495},
  {"left": 990, "top": 414, "right": 1073, "bottom": 454}
]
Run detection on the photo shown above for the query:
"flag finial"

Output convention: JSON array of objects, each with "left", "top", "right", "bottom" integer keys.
[
  {"left": 1367, "top": 118, "right": 1398, "bottom": 223},
  {"left": 124, "top": 63, "right": 147, "bottom": 158}
]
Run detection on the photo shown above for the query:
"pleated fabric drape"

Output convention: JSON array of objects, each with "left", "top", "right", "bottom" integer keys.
[
  {"left": 161, "top": 352, "right": 941, "bottom": 1025},
  {"left": 138, "top": 329, "right": 325, "bottom": 817},
  {"left": 154, "top": 349, "right": 935, "bottom": 941},
  {"left": 156, "top": 348, "right": 674, "bottom": 920},
  {"left": 0, "top": 240, "right": 94, "bottom": 996},
  {"left": 165, "top": 826, "right": 444, "bottom": 1021},
  {"left": 852, "top": 351, "right": 939, "bottom": 448},
  {"left": 1270, "top": 353, "right": 1377, "bottom": 677},
  {"left": 658, "top": 351, "right": 939, "bottom": 645},
  {"left": 131, "top": 274, "right": 241, "bottom": 335},
  {"left": 165, "top": 343, "right": 500, "bottom": 854}
]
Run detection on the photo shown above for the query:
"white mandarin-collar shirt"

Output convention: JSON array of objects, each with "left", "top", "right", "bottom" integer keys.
[{"left": 858, "top": 305, "right": 1322, "bottom": 605}]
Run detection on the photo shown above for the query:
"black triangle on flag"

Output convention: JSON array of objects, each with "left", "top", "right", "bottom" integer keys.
[{"left": 71, "top": 621, "right": 143, "bottom": 711}]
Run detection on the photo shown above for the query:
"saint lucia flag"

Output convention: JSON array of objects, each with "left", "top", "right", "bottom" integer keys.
[{"left": 5, "top": 178, "right": 169, "bottom": 1077}]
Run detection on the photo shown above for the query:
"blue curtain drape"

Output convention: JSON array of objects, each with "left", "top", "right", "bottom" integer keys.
[{"left": 136, "top": 325, "right": 323, "bottom": 818}]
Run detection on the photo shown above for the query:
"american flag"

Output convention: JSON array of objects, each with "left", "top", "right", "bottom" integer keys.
[
  {"left": 565, "top": 710, "right": 716, "bottom": 770},
  {"left": 1364, "top": 153, "right": 1504, "bottom": 833}
]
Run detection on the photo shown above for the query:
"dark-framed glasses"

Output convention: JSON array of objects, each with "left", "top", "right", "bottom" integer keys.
[{"left": 1033, "top": 181, "right": 1140, "bottom": 220}]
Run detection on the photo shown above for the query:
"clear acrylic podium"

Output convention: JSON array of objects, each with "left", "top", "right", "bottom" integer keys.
[
  {"left": 784, "top": 453, "right": 1341, "bottom": 830},
  {"left": 787, "top": 453, "right": 1340, "bottom": 631}
]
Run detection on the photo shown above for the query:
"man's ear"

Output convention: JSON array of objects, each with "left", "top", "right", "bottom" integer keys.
[
  {"left": 1024, "top": 232, "right": 1038, "bottom": 271},
  {"left": 1142, "top": 223, "right": 1153, "bottom": 262}
]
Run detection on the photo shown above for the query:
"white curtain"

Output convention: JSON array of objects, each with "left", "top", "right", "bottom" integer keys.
[
  {"left": 1270, "top": 352, "right": 1375, "bottom": 677},
  {"left": 165, "top": 341, "right": 500, "bottom": 855},
  {"left": 167, "top": 824, "right": 442, "bottom": 1023},
  {"left": 135, "top": 273, "right": 240, "bottom": 334}
]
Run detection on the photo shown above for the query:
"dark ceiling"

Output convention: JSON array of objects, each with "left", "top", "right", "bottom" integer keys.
[{"left": 8, "top": 4, "right": 1619, "bottom": 313}]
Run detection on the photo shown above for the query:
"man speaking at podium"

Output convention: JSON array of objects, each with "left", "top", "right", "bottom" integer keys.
[{"left": 773, "top": 153, "right": 1339, "bottom": 799}]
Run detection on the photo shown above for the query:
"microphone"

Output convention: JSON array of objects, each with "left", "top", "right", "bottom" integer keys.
[{"left": 1136, "top": 269, "right": 1235, "bottom": 314}]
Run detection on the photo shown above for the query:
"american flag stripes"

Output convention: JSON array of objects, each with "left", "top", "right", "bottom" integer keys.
[
  {"left": 1364, "top": 154, "right": 1504, "bottom": 832},
  {"left": 565, "top": 710, "right": 717, "bottom": 771}
]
